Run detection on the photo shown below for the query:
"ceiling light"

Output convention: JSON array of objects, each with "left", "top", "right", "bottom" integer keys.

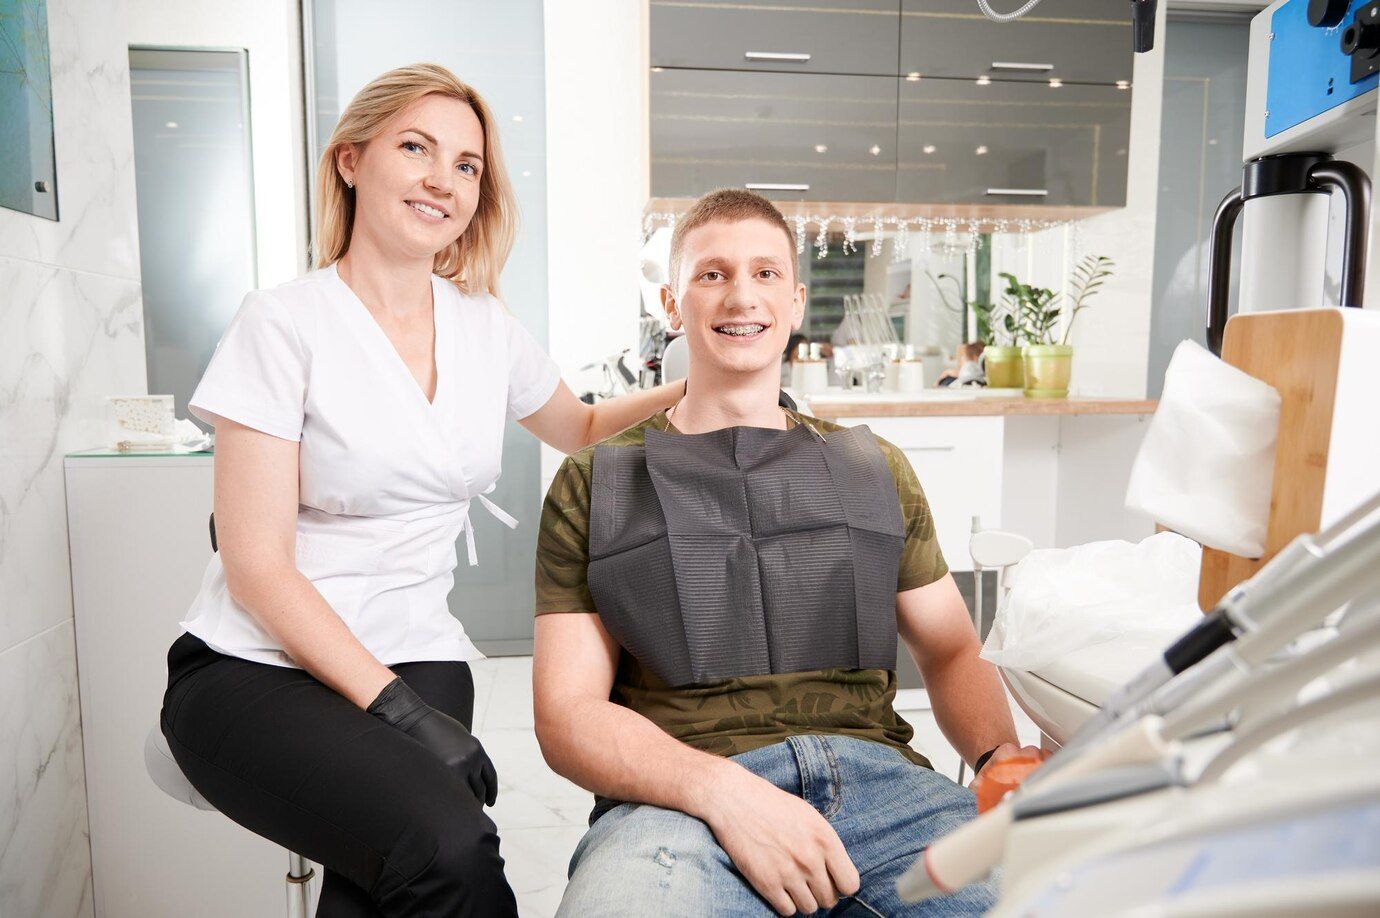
[
  {"left": 906, "top": 72, "right": 921, "bottom": 82},
  {"left": 922, "top": 144, "right": 936, "bottom": 154},
  {"left": 975, "top": 145, "right": 989, "bottom": 156},
  {"left": 976, "top": 75, "right": 991, "bottom": 86},
  {"left": 815, "top": 144, "right": 828, "bottom": 154},
  {"left": 651, "top": 66, "right": 665, "bottom": 73},
  {"left": 869, "top": 144, "right": 881, "bottom": 156},
  {"left": 1116, "top": 80, "right": 1130, "bottom": 90},
  {"left": 165, "top": 121, "right": 178, "bottom": 129},
  {"left": 1048, "top": 78, "right": 1063, "bottom": 88},
  {"left": 512, "top": 114, "right": 524, "bottom": 122},
  {"left": 522, "top": 170, "right": 531, "bottom": 177}
]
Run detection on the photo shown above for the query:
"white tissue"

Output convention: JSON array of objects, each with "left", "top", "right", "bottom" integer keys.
[
  {"left": 981, "top": 532, "right": 1203, "bottom": 673},
  {"left": 1125, "top": 340, "right": 1281, "bottom": 557}
]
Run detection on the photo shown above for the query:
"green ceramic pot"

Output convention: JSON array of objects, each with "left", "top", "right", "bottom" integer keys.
[
  {"left": 1022, "top": 344, "right": 1073, "bottom": 399},
  {"left": 983, "top": 345, "right": 1025, "bottom": 389}
]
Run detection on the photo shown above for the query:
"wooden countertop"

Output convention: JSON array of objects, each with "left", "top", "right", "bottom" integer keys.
[{"left": 804, "top": 395, "right": 1158, "bottom": 419}]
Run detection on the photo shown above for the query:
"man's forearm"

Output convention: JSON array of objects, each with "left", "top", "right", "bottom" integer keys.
[
  {"left": 921, "top": 645, "right": 1018, "bottom": 768},
  {"left": 536, "top": 695, "right": 744, "bottom": 820}
]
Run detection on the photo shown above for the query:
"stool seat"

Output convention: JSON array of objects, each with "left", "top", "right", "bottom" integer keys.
[{"left": 145, "top": 726, "right": 216, "bottom": 811}]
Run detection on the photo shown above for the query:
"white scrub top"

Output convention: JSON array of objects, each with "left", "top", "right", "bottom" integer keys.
[{"left": 180, "top": 263, "right": 562, "bottom": 667}]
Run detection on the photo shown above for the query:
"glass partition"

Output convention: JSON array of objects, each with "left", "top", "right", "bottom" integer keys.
[
  {"left": 129, "top": 47, "right": 257, "bottom": 424},
  {"left": 308, "top": 0, "right": 548, "bottom": 653}
]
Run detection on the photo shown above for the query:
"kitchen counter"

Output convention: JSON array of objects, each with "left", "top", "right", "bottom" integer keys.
[{"left": 803, "top": 392, "right": 1158, "bottom": 420}]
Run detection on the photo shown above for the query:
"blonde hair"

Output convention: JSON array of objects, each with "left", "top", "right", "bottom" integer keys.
[
  {"left": 668, "top": 188, "right": 797, "bottom": 291},
  {"left": 314, "top": 63, "right": 516, "bottom": 297}
]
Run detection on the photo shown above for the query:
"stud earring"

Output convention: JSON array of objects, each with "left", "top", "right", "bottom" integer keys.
[{"left": 345, "top": 178, "right": 354, "bottom": 189}]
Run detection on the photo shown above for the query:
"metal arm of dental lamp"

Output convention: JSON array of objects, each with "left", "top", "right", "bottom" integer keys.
[{"left": 976, "top": 1, "right": 1158, "bottom": 52}]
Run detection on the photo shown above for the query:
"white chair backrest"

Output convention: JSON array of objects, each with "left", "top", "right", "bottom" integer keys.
[
  {"left": 969, "top": 529, "right": 1034, "bottom": 605},
  {"left": 662, "top": 334, "right": 689, "bottom": 384}
]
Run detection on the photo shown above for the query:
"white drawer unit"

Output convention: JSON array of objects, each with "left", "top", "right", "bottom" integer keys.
[{"left": 844, "top": 416, "right": 1005, "bottom": 571}]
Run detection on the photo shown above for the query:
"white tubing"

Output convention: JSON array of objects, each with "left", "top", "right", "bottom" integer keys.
[
  {"left": 1164, "top": 605, "right": 1380, "bottom": 742},
  {"left": 897, "top": 717, "right": 1172, "bottom": 901},
  {"left": 1197, "top": 667, "right": 1380, "bottom": 783}
]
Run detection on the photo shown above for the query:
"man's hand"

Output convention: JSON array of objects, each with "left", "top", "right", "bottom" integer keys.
[
  {"left": 699, "top": 766, "right": 860, "bottom": 916},
  {"left": 967, "top": 742, "right": 1050, "bottom": 794}
]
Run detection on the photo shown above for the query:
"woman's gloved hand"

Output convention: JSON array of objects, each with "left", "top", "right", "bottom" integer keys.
[{"left": 368, "top": 676, "right": 498, "bottom": 806}]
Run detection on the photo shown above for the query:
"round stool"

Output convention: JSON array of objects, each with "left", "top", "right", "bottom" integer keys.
[{"left": 145, "top": 726, "right": 317, "bottom": 917}]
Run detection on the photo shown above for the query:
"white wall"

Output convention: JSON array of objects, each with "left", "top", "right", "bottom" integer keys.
[
  {"left": 1019, "top": 2, "right": 1169, "bottom": 398},
  {"left": 125, "top": 0, "right": 310, "bottom": 286},
  {"left": 541, "top": 0, "right": 649, "bottom": 480},
  {"left": 0, "top": 0, "right": 148, "bottom": 913}
]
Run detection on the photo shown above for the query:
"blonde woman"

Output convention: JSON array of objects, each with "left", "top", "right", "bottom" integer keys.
[{"left": 159, "top": 64, "right": 680, "bottom": 917}]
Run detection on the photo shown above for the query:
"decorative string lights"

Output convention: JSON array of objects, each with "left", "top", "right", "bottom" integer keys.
[{"left": 643, "top": 211, "right": 1079, "bottom": 261}]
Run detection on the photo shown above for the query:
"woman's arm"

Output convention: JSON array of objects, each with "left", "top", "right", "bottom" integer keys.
[
  {"left": 213, "top": 417, "right": 397, "bottom": 709},
  {"left": 519, "top": 379, "right": 685, "bottom": 455}
]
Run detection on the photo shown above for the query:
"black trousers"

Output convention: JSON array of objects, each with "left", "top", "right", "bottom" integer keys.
[{"left": 160, "top": 633, "right": 519, "bottom": 917}]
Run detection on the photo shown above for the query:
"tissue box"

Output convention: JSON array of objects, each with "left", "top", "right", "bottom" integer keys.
[{"left": 107, "top": 395, "right": 176, "bottom": 450}]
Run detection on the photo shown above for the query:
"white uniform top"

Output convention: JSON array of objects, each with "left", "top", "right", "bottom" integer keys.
[{"left": 180, "top": 264, "right": 562, "bottom": 667}]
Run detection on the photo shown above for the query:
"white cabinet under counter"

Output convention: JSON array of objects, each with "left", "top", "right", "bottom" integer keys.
[
  {"left": 64, "top": 451, "right": 287, "bottom": 918},
  {"left": 804, "top": 395, "right": 1159, "bottom": 568}
]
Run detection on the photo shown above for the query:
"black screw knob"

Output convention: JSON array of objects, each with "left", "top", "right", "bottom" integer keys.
[
  {"left": 1311, "top": 0, "right": 1351, "bottom": 28},
  {"left": 1342, "top": 19, "right": 1380, "bottom": 54}
]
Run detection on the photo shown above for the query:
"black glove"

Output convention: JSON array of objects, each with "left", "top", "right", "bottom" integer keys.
[{"left": 368, "top": 676, "right": 498, "bottom": 806}]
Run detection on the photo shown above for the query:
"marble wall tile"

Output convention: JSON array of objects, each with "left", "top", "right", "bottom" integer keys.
[
  {"left": 0, "top": 621, "right": 95, "bottom": 918},
  {"left": 0, "top": 0, "right": 145, "bottom": 912},
  {"left": 0, "top": 0, "right": 142, "bottom": 281},
  {"left": 0, "top": 257, "right": 145, "bottom": 652}
]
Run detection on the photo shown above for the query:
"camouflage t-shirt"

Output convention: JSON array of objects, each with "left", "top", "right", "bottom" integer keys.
[{"left": 535, "top": 408, "right": 949, "bottom": 776}]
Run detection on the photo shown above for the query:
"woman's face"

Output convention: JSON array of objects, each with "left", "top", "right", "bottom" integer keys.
[{"left": 336, "top": 93, "right": 486, "bottom": 262}]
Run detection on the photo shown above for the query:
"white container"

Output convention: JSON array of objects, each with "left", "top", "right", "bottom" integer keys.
[
  {"left": 106, "top": 395, "right": 175, "bottom": 450},
  {"left": 898, "top": 360, "right": 926, "bottom": 393},
  {"left": 884, "top": 360, "right": 902, "bottom": 392},
  {"left": 799, "top": 361, "right": 829, "bottom": 394}
]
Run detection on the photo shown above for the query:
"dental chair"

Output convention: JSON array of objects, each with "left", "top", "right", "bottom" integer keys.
[
  {"left": 144, "top": 512, "right": 317, "bottom": 918},
  {"left": 969, "top": 523, "right": 1175, "bottom": 749}
]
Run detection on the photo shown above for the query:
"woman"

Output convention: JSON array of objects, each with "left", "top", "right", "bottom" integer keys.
[{"left": 160, "top": 63, "right": 681, "bottom": 917}]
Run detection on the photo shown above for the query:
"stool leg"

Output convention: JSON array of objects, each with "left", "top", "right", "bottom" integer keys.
[{"left": 286, "top": 851, "right": 315, "bottom": 918}]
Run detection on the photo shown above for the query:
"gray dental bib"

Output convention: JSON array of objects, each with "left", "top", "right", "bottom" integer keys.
[{"left": 587, "top": 419, "right": 905, "bottom": 688}]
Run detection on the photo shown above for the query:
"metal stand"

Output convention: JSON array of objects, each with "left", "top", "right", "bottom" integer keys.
[{"left": 286, "top": 852, "right": 315, "bottom": 918}]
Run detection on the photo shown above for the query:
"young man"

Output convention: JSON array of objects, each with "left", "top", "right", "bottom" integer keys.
[{"left": 533, "top": 189, "right": 1039, "bottom": 917}]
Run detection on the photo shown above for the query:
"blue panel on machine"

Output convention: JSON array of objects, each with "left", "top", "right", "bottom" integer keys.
[{"left": 1267, "top": 0, "right": 1379, "bottom": 138}]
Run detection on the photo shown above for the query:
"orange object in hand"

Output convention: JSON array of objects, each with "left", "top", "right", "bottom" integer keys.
[{"left": 975, "top": 755, "right": 1044, "bottom": 813}]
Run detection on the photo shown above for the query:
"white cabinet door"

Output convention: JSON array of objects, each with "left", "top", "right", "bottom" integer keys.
[{"left": 841, "top": 417, "right": 1005, "bottom": 572}]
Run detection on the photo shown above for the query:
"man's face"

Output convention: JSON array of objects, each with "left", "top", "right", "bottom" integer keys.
[{"left": 664, "top": 218, "right": 806, "bottom": 379}]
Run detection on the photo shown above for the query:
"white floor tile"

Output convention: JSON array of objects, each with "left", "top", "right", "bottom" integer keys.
[{"left": 501, "top": 825, "right": 586, "bottom": 918}]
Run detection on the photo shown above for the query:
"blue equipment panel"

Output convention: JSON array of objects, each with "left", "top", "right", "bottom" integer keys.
[{"left": 1267, "top": 0, "right": 1379, "bottom": 138}]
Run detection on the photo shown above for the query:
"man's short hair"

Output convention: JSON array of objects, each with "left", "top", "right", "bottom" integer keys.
[{"left": 668, "top": 188, "right": 798, "bottom": 292}]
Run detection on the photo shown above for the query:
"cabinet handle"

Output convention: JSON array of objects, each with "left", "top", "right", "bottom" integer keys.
[
  {"left": 744, "top": 51, "right": 812, "bottom": 62},
  {"left": 745, "top": 182, "right": 810, "bottom": 192},
  {"left": 985, "top": 188, "right": 1049, "bottom": 197},
  {"left": 990, "top": 61, "right": 1054, "bottom": 72}
]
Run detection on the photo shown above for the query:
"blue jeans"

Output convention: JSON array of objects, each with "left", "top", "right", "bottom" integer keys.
[{"left": 557, "top": 735, "right": 998, "bottom": 916}]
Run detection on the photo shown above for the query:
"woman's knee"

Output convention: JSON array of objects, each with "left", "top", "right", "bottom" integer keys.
[{"left": 374, "top": 803, "right": 515, "bottom": 917}]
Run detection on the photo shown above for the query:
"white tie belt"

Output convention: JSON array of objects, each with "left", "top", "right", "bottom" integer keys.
[{"left": 461, "top": 482, "right": 519, "bottom": 566}]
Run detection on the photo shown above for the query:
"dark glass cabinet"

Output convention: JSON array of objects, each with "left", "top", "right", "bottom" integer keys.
[{"left": 648, "top": 0, "right": 1134, "bottom": 208}]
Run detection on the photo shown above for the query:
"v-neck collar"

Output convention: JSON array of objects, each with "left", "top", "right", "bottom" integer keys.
[{"left": 330, "top": 263, "right": 445, "bottom": 410}]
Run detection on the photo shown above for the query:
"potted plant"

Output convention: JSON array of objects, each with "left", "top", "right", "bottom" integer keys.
[
  {"left": 1002, "top": 255, "right": 1114, "bottom": 399},
  {"left": 928, "top": 272, "right": 1025, "bottom": 389}
]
